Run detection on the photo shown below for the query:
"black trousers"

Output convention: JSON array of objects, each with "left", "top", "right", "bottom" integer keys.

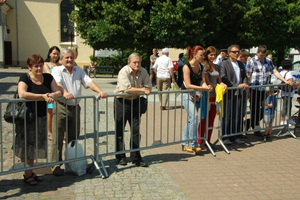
[
  {"left": 114, "top": 98, "right": 142, "bottom": 162},
  {"left": 249, "top": 89, "right": 266, "bottom": 129}
]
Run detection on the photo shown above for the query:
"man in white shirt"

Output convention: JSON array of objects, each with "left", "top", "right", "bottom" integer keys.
[
  {"left": 51, "top": 48, "right": 108, "bottom": 176},
  {"left": 213, "top": 49, "right": 228, "bottom": 65},
  {"left": 153, "top": 48, "right": 175, "bottom": 110}
]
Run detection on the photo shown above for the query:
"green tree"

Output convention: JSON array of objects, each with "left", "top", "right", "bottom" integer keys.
[
  {"left": 70, "top": 0, "right": 300, "bottom": 68},
  {"left": 243, "top": 0, "right": 300, "bottom": 66}
]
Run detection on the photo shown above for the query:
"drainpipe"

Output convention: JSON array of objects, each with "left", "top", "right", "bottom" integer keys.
[{"left": 15, "top": 0, "right": 19, "bottom": 65}]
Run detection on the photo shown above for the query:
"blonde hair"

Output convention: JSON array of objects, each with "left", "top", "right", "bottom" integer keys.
[{"left": 68, "top": 46, "right": 78, "bottom": 59}]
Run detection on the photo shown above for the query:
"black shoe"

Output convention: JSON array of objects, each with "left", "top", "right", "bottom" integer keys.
[
  {"left": 52, "top": 166, "right": 64, "bottom": 176},
  {"left": 117, "top": 158, "right": 127, "bottom": 166},
  {"left": 132, "top": 160, "right": 148, "bottom": 167}
]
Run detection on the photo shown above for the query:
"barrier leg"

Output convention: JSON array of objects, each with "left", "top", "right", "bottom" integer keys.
[
  {"left": 90, "top": 156, "right": 107, "bottom": 179},
  {"left": 218, "top": 138, "right": 230, "bottom": 154},
  {"left": 98, "top": 155, "right": 108, "bottom": 178},
  {"left": 202, "top": 138, "right": 216, "bottom": 157},
  {"left": 277, "top": 125, "right": 297, "bottom": 138}
]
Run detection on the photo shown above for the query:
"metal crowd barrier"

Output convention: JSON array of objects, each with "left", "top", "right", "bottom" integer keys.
[
  {"left": 216, "top": 83, "right": 296, "bottom": 154},
  {"left": 1, "top": 82, "right": 297, "bottom": 179},
  {"left": 0, "top": 96, "right": 106, "bottom": 178}
]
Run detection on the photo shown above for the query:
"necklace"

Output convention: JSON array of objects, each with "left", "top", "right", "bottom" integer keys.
[{"left": 30, "top": 73, "right": 43, "bottom": 85}]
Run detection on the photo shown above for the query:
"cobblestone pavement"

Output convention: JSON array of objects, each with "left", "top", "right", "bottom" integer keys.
[
  {"left": 0, "top": 68, "right": 188, "bottom": 200},
  {"left": 1, "top": 68, "right": 300, "bottom": 200}
]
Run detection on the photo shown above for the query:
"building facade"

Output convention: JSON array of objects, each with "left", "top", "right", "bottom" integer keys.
[{"left": 1, "top": 0, "right": 93, "bottom": 68}]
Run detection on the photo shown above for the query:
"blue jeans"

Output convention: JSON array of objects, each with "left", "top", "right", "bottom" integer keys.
[
  {"left": 181, "top": 93, "right": 200, "bottom": 147},
  {"left": 222, "top": 95, "right": 242, "bottom": 142}
]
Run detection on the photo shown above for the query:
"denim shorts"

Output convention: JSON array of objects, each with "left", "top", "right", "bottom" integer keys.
[{"left": 264, "top": 114, "right": 275, "bottom": 124}]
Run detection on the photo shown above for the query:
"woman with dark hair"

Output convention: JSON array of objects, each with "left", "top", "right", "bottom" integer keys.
[
  {"left": 15, "top": 54, "right": 61, "bottom": 186},
  {"left": 181, "top": 45, "right": 212, "bottom": 153},
  {"left": 279, "top": 60, "right": 299, "bottom": 126},
  {"left": 43, "top": 46, "right": 60, "bottom": 140},
  {"left": 198, "top": 46, "right": 227, "bottom": 150}
]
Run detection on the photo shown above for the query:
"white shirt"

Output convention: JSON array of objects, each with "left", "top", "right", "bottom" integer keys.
[
  {"left": 279, "top": 70, "right": 295, "bottom": 97},
  {"left": 152, "top": 55, "right": 173, "bottom": 78},
  {"left": 52, "top": 65, "right": 93, "bottom": 105},
  {"left": 232, "top": 61, "right": 240, "bottom": 96},
  {"left": 232, "top": 61, "right": 240, "bottom": 85},
  {"left": 213, "top": 54, "right": 223, "bottom": 65}
]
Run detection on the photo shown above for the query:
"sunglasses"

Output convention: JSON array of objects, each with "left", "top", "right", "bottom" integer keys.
[{"left": 230, "top": 51, "right": 239, "bottom": 54}]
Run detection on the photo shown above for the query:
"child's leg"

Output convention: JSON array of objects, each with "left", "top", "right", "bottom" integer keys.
[{"left": 264, "top": 124, "right": 269, "bottom": 136}]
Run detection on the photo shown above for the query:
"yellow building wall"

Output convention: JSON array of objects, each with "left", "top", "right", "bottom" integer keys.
[{"left": 6, "top": 0, "right": 93, "bottom": 68}]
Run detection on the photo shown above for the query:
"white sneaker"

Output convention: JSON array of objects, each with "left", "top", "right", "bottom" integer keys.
[
  {"left": 280, "top": 121, "right": 287, "bottom": 125},
  {"left": 234, "top": 138, "right": 245, "bottom": 144},
  {"left": 223, "top": 139, "right": 232, "bottom": 145},
  {"left": 288, "top": 119, "right": 296, "bottom": 125}
]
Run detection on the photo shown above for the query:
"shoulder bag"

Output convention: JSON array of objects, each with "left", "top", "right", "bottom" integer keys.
[{"left": 3, "top": 74, "right": 36, "bottom": 124}]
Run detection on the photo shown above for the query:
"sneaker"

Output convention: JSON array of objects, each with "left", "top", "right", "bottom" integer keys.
[
  {"left": 263, "top": 136, "right": 267, "bottom": 142},
  {"left": 288, "top": 119, "right": 296, "bottom": 125},
  {"left": 234, "top": 138, "right": 245, "bottom": 144},
  {"left": 223, "top": 139, "right": 232, "bottom": 145},
  {"left": 280, "top": 121, "right": 287, "bottom": 125}
]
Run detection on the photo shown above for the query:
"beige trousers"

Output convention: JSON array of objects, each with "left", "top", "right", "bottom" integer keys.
[{"left": 156, "top": 77, "right": 171, "bottom": 107}]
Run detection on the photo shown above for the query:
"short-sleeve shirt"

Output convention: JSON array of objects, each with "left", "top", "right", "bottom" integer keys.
[
  {"left": 264, "top": 95, "right": 277, "bottom": 115},
  {"left": 150, "top": 55, "right": 158, "bottom": 69},
  {"left": 152, "top": 55, "right": 174, "bottom": 78},
  {"left": 213, "top": 54, "right": 223, "bottom": 65},
  {"left": 114, "top": 65, "right": 152, "bottom": 99},
  {"left": 280, "top": 71, "right": 295, "bottom": 97},
  {"left": 52, "top": 65, "right": 92, "bottom": 105},
  {"left": 19, "top": 73, "right": 53, "bottom": 117},
  {"left": 246, "top": 55, "right": 274, "bottom": 89}
]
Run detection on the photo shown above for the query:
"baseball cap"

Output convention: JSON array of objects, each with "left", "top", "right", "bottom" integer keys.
[
  {"left": 162, "top": 48, "right": 169, "bottom": 53},
  {"left": 220, "top": 49, "right": 227, "bottom": 53}
]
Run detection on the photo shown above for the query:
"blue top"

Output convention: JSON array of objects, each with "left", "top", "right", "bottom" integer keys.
[{"left": 264, "top": 95, "right": 277, "bottom": 115}]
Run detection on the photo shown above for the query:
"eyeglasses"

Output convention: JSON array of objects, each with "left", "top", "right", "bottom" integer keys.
[{"left": 230, "top": 51, "right": 239, "bottom": 54}]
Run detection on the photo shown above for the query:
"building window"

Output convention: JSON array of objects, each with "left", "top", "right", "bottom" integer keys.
[{"left": 60, "top": 0, "right": 74, "bottom": 42}]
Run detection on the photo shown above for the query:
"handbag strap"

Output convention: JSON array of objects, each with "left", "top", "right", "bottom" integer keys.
[{"left": 283, "top": 71, "right": 288, "bottom": 79}]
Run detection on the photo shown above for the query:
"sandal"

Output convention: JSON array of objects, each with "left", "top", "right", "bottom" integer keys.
[
  {"left": 192, "top": 146, "right": 201, "bottom": 154},
  {"left": 181, "top": 145, "right": 193, "bottom": 153},
  {"left": 23, "top": 175, "right": 38, "bottom": 186},
  {"left": 31, "top": 173, "right": 42, "bottom": 181}
]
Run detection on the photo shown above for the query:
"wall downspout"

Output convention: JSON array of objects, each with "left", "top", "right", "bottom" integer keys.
[{"left": 15, "top": 0, "right": 19, "bottom": 65}]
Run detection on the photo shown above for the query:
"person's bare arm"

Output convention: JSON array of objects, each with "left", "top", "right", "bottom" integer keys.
[{"left": 87, "top": 81, "right": 108, "bottom": 99}]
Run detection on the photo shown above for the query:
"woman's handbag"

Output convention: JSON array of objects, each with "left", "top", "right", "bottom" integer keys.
[
  {"left": 3, "top": 93, "right": 36, "bottom": 124},
  {"left": 3, "top": 74, "right": 36, "bottom": 124}
]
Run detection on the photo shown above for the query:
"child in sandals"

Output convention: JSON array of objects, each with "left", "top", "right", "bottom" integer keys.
[{"left": 263, "top": 86, "right": 277, "bottom": 142}]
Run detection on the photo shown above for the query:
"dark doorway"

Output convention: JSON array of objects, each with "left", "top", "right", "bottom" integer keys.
[{"left": 4, "top": 41, "right": 12, "bottom": 65}]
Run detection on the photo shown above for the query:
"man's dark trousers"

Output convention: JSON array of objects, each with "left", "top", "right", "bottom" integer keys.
[{"left": 114, "top": 98, "right": 142, "bottom": 162}]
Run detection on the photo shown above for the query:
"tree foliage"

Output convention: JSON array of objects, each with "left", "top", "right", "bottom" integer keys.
[{"left": 70, "top": 0, "right": 300, "bottom": 67}]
